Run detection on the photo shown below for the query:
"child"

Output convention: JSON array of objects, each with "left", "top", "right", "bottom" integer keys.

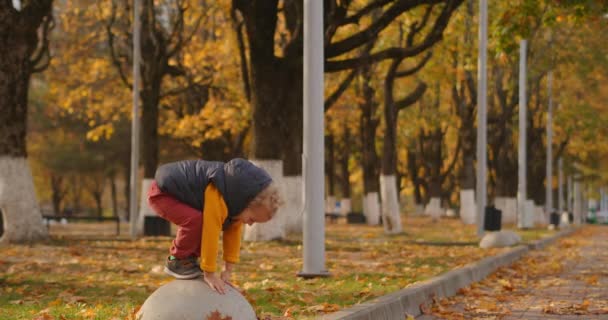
[{"left": 147, "top": 158, "right": 283, "bottom": 294}]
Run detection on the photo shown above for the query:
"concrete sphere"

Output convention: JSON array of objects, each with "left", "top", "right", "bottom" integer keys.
[{"left": 136, "top": 279, "right": 257, "bottom": 320}]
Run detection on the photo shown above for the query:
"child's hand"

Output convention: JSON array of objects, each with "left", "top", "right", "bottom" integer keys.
[
  {"left": 220, "top": 270, "right": 234, "bottom": 287},
  {"left": 222, "top": 262, "right": 236, "bottom": 289},
  {"left": 203, "top": 271, "right": 226, "bottom": 295}
]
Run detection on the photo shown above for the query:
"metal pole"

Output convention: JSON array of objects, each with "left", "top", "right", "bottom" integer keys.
[
  {"left": 558, "top": 157, "right": 564, "bottom": 214},
  {"left": 298, "top": 0, "right": 328, "bottom": 278},
  {"left": 567, "top": 175, "right": 573, "bottom": 213},
  {"left": 517, "top": 40, "right": 528, "bottom": 229},
  {"left": 545, "top": 72, "right": 553, "bottom": 216},
  {"left": 600, "top": 188, "right": 603, "bottom": 212},
  {"left": 476, "top": 0, "right": 488, "bottom": 237},
  {"left": 573, "top": 177, "right": 581, "bottom": 225},
  {"left": 130, "top": 0, "right": 142, "bottom": 239}
]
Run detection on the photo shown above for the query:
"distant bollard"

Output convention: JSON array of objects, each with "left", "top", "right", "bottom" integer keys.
[
  {"left": 346, "top": 212, "right": 366, "bottom": 224},
  {"left": 484, "top": 205, "right": 502, "bottom": 231},
  {"left": 549, "top": 211, "right": 560, "bottom": 228},
  {"left": 144, "top": 216, "right": 171, "bottom": 236}
]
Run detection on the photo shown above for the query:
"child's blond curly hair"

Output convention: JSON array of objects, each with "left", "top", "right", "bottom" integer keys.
[{"left": 249, "top": 182, "right": 284, "bottom": 217}]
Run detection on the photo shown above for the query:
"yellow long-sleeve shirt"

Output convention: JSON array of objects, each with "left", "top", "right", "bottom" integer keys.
[{"left": 200, "top": 183, "right": 243, "bottom": 272}]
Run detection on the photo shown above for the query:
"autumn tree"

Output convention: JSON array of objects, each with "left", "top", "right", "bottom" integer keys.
[
  {"left": 105, "top": 0, "right": 221, "bottom": 232},
  {"left": 0, "top": 0, "right": 54, "bottom": 243},
  {"left": 232, "top": 0, "right": 464, "bottom": 235}
]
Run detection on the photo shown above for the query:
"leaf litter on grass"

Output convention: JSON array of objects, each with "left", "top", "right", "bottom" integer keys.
[{"left": 0, "top": 217, "right": 555, "bottom": 319}]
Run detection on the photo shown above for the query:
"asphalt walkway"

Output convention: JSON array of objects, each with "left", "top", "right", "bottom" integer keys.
[{"left": 418, "top": 226, "right": 608, "bottom": 319}]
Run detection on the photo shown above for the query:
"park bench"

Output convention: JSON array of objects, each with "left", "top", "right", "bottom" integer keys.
[
  {"left": 42, "top": 214, "right": 121, "bottom": 235},
  {"left": 324, "top": 211, "right": 367, "bottom": 224}
]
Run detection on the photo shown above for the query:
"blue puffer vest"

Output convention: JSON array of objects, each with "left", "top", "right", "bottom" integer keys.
[{"left": 154, "top": 158, "right": 272, "bottom": 230}]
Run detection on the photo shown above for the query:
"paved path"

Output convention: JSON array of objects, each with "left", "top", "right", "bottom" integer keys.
[{"left": 418, "top": 226, "right": 608, "bottom": 320}]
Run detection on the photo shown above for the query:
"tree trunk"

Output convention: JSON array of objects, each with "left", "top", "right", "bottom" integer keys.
[
  {"left": 338, "top": 126, "right": 351, "bottom": 198},
  {"left": 358, "top": 63, "right": 382, "bottom": 224},
  {"left": 50, "top": 174, "right": 64, "bottom": 216},
  {"left": 110, "top": 172, "right": 119, "bottom": 218},
  {"left": 359, "top": 63, "right": 381, "bottom": 195},
  {"left": 122, "top": 152, "right": 131, "bottom": 220},
  {"left": 94, "top": 191, "right": 103, "bottom": 219},
  {"left": 71, "top": 175, "right": 82, "bottom": 215},
  {"left": 489, "top": 66, "right": 518, "bottom": 198},
  {"left": 88, "top": 177, "right": 105, "bottom": 219},
  {"left": 238, "top": 1, "right": 303, "bottom": 175},
  {"left": 527, "top": 81, "right": 546, "bottom": 205},
  {"left": 325, "top": 134, "right": 336, "bottom": 196},
  {"left": 0, "top": 2, "right": 52, "bottom": 244},
  {"left": 380, "top": 58, "right": 405, "bottom": 234},
  {"left": 250, "top": 54, "right": 302, "bottom": 176},
  {"left": 428, "top": 129, "right": 443, "bottom": 199},
  {"left": 406, "top": 146, "right": 423, "bottom": 205},
  {"left": 141, "top": 89, "right": 160, "bottom": 178}
]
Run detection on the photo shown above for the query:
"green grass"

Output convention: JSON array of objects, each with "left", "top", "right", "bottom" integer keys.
[{"left": 2, "top": 216, "right": 558, "bottom": 319}]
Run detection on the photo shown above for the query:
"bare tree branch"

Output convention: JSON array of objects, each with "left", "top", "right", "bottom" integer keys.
[
  {"left": 326, "top": 0, "right": 462, "bottom": 72},
  {"left": 395, "top": 52, "right": 432, "bottom": 78},
  {"left": 168, "top": 1, "right": 203, "bottom": 59},
  {"left": 30, "top": 13, "right": 54, "bottom": 72},
  {"left": 324, "top": 68, "right": 359, "bottom": 112},
  {"left": 554, "top": 135, "right": 570, "bottom": 161},
  {"left": 441, "top": 133, "right": 461, "bottom": 182},
  {"left": 106, "top": 0, "right": 132, "bottom": 89},
  {"left": 406, "top": 4, "right": 434, "bottom": 47},
  {"left": 336, "top": 0, "right": 392, "bottom": 26},
  {"left": 326, "top": 0, "right": 462, "bottom": 58},
  {"left": 396, "top": 82, "right": 428, "bottom": 110},
  {"left": 231, "top": 6, "right": 251, "bottom": 101},
  {"left": 282, "top": 0, "right": 303, "bottom": 57}
]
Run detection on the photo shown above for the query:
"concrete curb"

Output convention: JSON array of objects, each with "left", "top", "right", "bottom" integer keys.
[{"left": 321, "top": 227, "right": 577, "bottom": 320}]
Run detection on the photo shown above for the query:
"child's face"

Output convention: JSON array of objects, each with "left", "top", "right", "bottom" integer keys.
[{"left": 238, "top": 205, "right": 273, "bottom": 225}]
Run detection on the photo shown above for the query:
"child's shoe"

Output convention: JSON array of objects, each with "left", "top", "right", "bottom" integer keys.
[{"left": 164, "top": 256, "right": 202, "bottom": 279}]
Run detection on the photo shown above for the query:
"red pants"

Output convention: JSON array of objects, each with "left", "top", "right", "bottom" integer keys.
[{"left": 147, "top": 181, "right": 201, "bottom": 259}]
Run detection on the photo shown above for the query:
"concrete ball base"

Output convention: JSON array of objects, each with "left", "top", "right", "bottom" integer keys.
[
  {"left": 136, "top": 279, "right": 256, "bottom": 320},
  {"left": 479, "top": 230, "right": 522, "bottom": 249}
]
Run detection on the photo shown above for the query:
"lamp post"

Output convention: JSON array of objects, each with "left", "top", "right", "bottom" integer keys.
[
  {"left": 517, "top": 39, "right": 528, "bottom": 229},
  {"left": 130, "top": 0, "right": 142, "bottom": 239},
  {"left": 546, "top": 72, "right": 554, "bottom": 216},
  {"left": 476, "top": 0, "right": 488, "bottom": 237},
  {"left": 298, "top": 0, "right": 329, "bottom": 278}
]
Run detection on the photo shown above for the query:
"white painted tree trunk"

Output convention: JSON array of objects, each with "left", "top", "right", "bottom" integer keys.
[
  {"left": 560, "top": 212, "right": 570, "bottom": 227},
  {"left": 521, "top": 200, "right": 535, "bottom": 228},
  {"left": 339, "top": 198, "right": 351, "bottom": 216},
  {"left": 282, "top": 175, "right": 303, "bottom": 234},
  {"left": 325, "top": 195, "right": 336, "bottom": 215},
  {"left": 459, "top": 189, "right": 476, "bottom": 225},
  {"left": 379, "top": 175, "right": 402, "bottom": 233},
  {"left": 137, "top": 178, "right": 155, "bottom": 235},
  {"left": 424, "top": 197, "right": 443, "bottom": 220},
  {"left": 534, "top": 205, "right": 545, "bottom": 225},
  {"left": 494, "top": 197, "right": 517, "bottom": 225},
  {"left": 0, "top": 156, "right": 47, "bottom": 244},
  {"left": 244, "top": 160, "right": 285, "bottom": 241},
  {"left": 363, "top": 192, "right": 380, "bottom": 225}
]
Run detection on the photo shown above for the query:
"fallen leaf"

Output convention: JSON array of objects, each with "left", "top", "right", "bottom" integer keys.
[
  {"left": 498, "top": 279, "right": 514, "bottom": 291},
  {"left": 585, "top": 275, "right": 599, "bottom": 285},
  {"left": 206, "top": 310, "right": 232, "bottom": 320},
  {"left": 32, "top": 314, "right": 53, "bottom": 320},
  {"left": 307, "top": 303, "right": 340, "bottom": 313}
]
